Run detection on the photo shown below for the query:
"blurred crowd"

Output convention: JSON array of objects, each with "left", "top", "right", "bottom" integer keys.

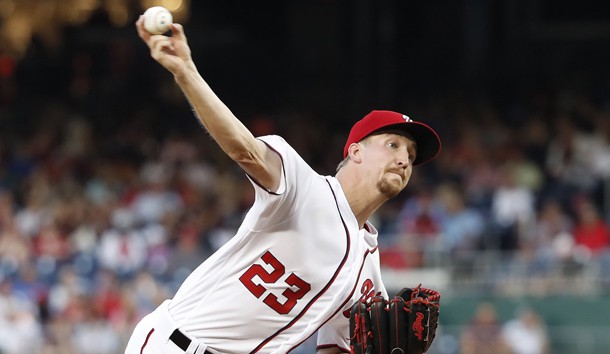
[
  {"left": 1, "top": 22, "right": 610, "bottom": 354},
  {"left": 458, "top": 302, "right": 549, "bottom": 354}
]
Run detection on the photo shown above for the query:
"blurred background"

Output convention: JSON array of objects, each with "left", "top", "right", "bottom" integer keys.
[{"left": 1, "top": 0, "right": 610, "bottom": 353}]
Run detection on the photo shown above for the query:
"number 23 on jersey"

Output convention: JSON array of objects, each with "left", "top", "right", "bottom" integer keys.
[{"left": 239, "top": 251, "right": 312, "bottom": 314}]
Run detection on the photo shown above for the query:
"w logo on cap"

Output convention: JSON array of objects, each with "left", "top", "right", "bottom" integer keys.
[{"left": 402, "top": 115, "right": 413, "bottom": 122}]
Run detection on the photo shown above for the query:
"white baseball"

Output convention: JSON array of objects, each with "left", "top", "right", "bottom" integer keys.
[{"left": 142, "top": 6, "right": 173, "bottom": 35}]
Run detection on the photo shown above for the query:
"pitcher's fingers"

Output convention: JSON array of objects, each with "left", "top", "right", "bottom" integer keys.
[
  {"left": 150, "top": 38, "right": 174, "bottom": 58},
  {"left": 135, "top": 16, "right": 151, "bottom": 41},
  {"left": 150, "top": 36, "right": 172, "bottom": 51},
  {"left": 170, "top": 23, "right": 187, "bottom": 43}
]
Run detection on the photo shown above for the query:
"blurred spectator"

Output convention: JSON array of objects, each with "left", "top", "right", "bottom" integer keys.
[
  {"left": 0, "top": 216, "right": 32, "bottom": 277},
  {"left": 386, "top": 187, "right": 444, "bottom": 268},
  {"left": 502, "top": 306, "right": 550, "bottom": 354},
  {"left": 397, "top": 186, "right": 443, "bottom": 237},
  {"left": 545, "top": 114, "right": 599, "bottom": 201},
  {"left": 73, "top": 322, "right": 121, "bottom": 354},
  {"left": 96, "top": 208, "right": 148, "bottom": 279},
  {"left": 571, "top": 197, "right": 610, "bottom": 259},
  {"left": 0, "top": 278, "right": 44, "bottom": 354},
  {"left": 11, "top": 263, "right": 48, "bottom": 319},
  {"left": 589, "top": 111, "right": 610, "bottom": 179},
  {"left": 130, "top": 159, "right": 184, "bottom": 225},
  {"left": 46, "top": 265, "right": 90, "bottom": 319},
  {"left": 0, "top": 189, "right": 14, "bottom": 228},
  {"left": 167, "top": 212, "right": 212, "bottom": 280},
  {"left": 43, "top": 315, "right": 77, "bottom": 354},
  {"left": 489, "top": 164, "right": 535, "bottom": 251},
  {"left": 32, "top": 222, "right": 72, "bottom": 265},
  {"left": 436, "top": 183, "right": 485, "bottom": 272},
  {"left": 72, "top": 299, "right": 122, "bottom": 354},
  {"left": 522, "top": 199, "right": 576, "bottom": 283},
  {"left": 14, "top": 190, "right": 50, "bottom": 240},
  {"left": 502, "top": 146, "right": 544, "bottom": 194},
  {"left": 460, "top": 302, "right": 511, "bottom": 354},
  {"left": 91, "top": 270, "right": 126, "bottom": 328}
]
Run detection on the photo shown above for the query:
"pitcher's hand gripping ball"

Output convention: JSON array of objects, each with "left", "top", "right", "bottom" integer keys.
[
  {"left": 349, "top": 285, "right": 440, "bottom": 354},
  {"left": 142, "top": 6, "right": 173, "bottom": 35}
]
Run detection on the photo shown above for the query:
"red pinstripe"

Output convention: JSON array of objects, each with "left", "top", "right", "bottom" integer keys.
[{"left": 140, "top": 328, "right": 155, "bottom": 354}]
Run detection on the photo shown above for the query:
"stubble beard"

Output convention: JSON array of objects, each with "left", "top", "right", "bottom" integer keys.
[{"left": 376, "top": 176, "right": 403, "bottom": 199}]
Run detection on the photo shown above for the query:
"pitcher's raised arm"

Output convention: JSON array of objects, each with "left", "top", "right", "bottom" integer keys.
[{"left": 135, "top": 17, "right": 281, "bottom": 192}]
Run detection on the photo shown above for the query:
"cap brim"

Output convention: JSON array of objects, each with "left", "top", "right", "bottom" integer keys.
[{"left": 376, "top": 122, "right": 441, "bottom": 166}]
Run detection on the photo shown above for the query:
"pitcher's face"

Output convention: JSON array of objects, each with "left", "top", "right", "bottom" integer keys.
[{"left": 360, "top": 132, "right": 416, "bottom": 198}]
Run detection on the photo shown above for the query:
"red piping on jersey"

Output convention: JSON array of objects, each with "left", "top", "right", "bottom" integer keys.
[
  {"left": 251, "top": 179, "right": 352, "bottom": 353},
  {"left": 140, "top": 328, "right": 155, "bottom": 354},
  {"left": 312, "top": 248, "right": 376, "bottom": 353}
]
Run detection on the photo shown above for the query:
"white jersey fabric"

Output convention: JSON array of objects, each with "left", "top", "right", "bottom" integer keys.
[{"left": 166, "top": 135, "right": 387, "bottom": 353}]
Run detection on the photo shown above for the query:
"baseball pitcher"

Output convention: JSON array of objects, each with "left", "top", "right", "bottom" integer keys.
[{"left": 126, "top": 15, "right": 441, "bottom": 354}]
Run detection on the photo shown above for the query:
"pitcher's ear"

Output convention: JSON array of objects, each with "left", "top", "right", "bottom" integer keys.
[{"left": 348, "top": 142, "right": 364, "bottom": 163}]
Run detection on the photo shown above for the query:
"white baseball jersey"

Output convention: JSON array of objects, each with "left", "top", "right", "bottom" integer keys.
[{"left": 167, "top": 135, "right": 388, "bottom": 353}]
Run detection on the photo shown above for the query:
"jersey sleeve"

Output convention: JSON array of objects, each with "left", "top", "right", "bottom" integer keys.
[
  {"left": 246, "top": 135, "right": 317, "bottom": 219},
  {"left": 316, "top": 311, "right": 351, "bottom": 353}
]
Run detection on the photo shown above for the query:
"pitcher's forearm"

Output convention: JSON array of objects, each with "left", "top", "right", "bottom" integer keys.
[
  {"left": 173, "top": 66, "right": 281, "bottom": 191},
  {"left": 174, "top": 67, "right": 259, "bottom": 160}
]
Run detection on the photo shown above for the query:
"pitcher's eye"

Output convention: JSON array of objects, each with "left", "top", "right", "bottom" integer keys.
[{"left": 388, "top": 142, "right": 398, "bottom": 149}]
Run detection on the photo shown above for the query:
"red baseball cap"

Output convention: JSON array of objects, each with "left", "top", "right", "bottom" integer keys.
[{"left": 343, "top": 110, "right": 441, "bottom": 166}]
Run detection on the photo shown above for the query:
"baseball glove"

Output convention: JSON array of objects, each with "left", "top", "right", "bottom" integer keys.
[{"left": 349, "top": 285, "right": 440, "bottom": 354}]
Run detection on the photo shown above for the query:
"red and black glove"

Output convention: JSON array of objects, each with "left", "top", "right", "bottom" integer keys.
[{"left": 349, "top": 285, "right": 440, "bottom": 354}]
